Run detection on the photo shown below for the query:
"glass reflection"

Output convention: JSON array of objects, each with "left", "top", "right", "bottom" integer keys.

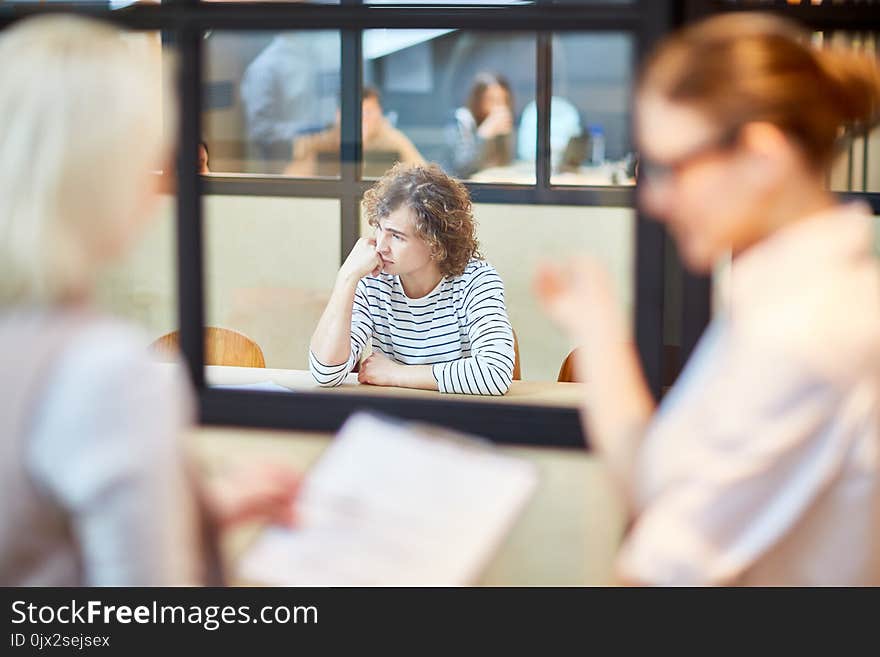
[
  {"left": 364, "top": 30, "right": 536, "bottom": 183},
  {"left": 204, "top": 31, "right": 341, "bottom": 175},
  {"left": 550, "top": 32, "right": 636, "bottom": 186}
]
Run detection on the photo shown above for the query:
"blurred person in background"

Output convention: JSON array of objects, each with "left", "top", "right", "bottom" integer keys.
[
  {"left": 198, "top": 140, "right": 210, "bottom": 174},
  {"left": 0, "top": 15, "right": 298, "bottom": 586},
  {"left": 537, "top": 13, "right": 880, "bottom": 585},
  {"left": 445, "top": 72, "right": 515, "bottom": 179},
  {"left": 240, "top": 32, "right": 340, "bottom": 172},
  {"left": 285, "top": 86, "right": 424, "bottom": 177}
]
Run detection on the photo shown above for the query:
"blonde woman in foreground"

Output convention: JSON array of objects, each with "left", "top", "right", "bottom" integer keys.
[
  {"left": 538, "top": 13, "right": 880, "bottom": 585},
  {"left": 0, "top": 16, "right": 298, "bottom": 586}
]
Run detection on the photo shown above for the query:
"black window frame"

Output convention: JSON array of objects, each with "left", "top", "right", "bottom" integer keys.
[{"left": 24, "top": 1, "right": 880, "bottom": 447}]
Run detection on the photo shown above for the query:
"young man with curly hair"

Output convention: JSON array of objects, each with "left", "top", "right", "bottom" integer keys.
[{"left": 309, "top": 163, "right": 515, "bottom": 395}]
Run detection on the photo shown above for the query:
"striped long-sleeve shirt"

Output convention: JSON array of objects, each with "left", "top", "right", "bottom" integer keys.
[{"left": 309, "top": 259, "right": 516, "bottom": 395}]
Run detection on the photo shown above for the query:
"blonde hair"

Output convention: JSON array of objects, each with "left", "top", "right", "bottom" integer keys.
[
  {"left": 639, "top": 13, "right": 880, "bottom": 170},
  {"left": 0, "top": 15, "right": 175, "bottom": 305}
]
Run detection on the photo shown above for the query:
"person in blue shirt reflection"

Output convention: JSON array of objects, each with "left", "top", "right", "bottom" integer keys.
[
  {"left": 240, "top": 32, "right": 340, "bottom": 171},
  {"left": 516, "top": 96, "right": 583, "bottom": 171}
]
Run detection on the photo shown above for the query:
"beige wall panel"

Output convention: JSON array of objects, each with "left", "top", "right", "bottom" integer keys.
[{"left": 204, "top": 196, "right": 340, "bottom": 369}]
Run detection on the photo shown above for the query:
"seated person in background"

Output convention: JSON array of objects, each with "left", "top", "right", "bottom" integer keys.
[
  {"left": 0, "top": 16, "right": 299, "bottom": 586},
  {"left": 445, "top": 72, "right": 515, "bottom": 179},
  {"left": 198, "top": 140, "right": 210, "bottom": 174},
  {"left": 240, "top": 32, "right": 340, "bottom": 171},
  {"left": 516, "top": 96, "right": 583, "bottom": 172},
  {"left": 309, "top": 163, "right": 515, "bottom": 395},
  {"left": 285, "top": 86, "right": 424, "bottom": 177}
]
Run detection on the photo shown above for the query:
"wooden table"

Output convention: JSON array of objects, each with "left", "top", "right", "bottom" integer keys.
[
  {"left": 194, "top": 424, "right": 627, "bottom": 586},
  {"left": 205, "top": 365, "right": 589, "bottom": 408}
]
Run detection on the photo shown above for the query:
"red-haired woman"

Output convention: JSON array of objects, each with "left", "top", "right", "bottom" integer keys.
[{"left": 538, "top": 13, "right": 880, "bottom": 585}]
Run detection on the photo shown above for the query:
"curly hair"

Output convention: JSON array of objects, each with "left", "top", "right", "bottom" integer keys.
[{"left": 362, "top": 162, "right": 482, "bottom": 277}]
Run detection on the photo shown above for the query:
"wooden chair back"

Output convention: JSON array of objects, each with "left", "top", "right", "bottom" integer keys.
[
  {"left": 557, "top": 347, "right": 584, "bottom": 383},
  {"left": 150, "top": 327, "right": 266, "bottom": 368}
]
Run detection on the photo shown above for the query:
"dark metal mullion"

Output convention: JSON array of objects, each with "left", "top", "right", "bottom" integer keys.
[
  {"left": 648, "top": 0, "right": 712, "bottom": 387},
  {"left": 0, "top": 5, "right": 646, "bottom": 32},
  {"left": 677, "top": 0, "right": 712, "bottom": 371},
  {"left": 341, "top": 198, "right": 362, "bottom": 266},
  {"left": 535, "top": 0, "right": 553, "bottom": 201},
  {"left": 340, "top": 26, "right": 363, "bottom": 262},
  {"left": 634, "top": 0, "right": 674, "bottom": 400},
  {"left": 536, "top": 32, "right": 553, "bottom": 200},
  {"left": 635, "top": 220, "right": 666, "bottom": 400},
  {"left": 680, "top": 272, "right": 711, "bottom": 369},
  {"left": 466, "top": 185, "right": 634, "bottom": 206},
  {"left": 204, "top": 176, "right": 350, "bottom": 198},
  {"left": 8, "top": 2, "right": 880, "bottom": 32},
  {"left": 862, "top": 130, "right": 869, "bottom": 194},
  {"left": 339, "top": 12, "right": 363, "bottom": 179},
  {"left": 202, "top": 174, "right": 636, "bottom": 205},
  {"left": 202, "top": 389, "right": 585, "bottom": 448},
  {"left": 175, "top": 21, "right": 206, "bottom": 391},
  {"left": 143, "top": 6, "right": 644, "bottom": 32}
]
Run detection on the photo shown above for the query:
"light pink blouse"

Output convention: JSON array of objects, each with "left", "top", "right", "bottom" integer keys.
[{"left": 617, "top": 203, "right": 880, "bottom": 585}]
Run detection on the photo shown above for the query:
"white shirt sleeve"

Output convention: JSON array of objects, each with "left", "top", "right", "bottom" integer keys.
[
  {"left": 433, "top": 266, "right": 515, "bottom": 396},
  {"left": 27, "top": 323, "right": 204, "bottom": 586},
  {"left": 309, "top": 279, "right": 374, "bottom": 387},
  {"left": 617, "top": 335, "right": 860, "bottom": 585}
]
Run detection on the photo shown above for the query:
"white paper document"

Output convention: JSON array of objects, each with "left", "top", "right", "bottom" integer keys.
[
  {"left": 238, "top": 412, "right": 538, "bottom": 586},
  {"left": 210, "top": 381, "right": 294, "bottom": 393}
]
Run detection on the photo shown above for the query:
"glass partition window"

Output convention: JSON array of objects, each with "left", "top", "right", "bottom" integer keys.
[
  {"left": 204, "top": 196, "right": 341, "bottom": 376},
  {"left": 550, "top": 32, "right": 636, "bottom": 186},
  {"left": 96, "top": 195, "right": 178, "bottom": 349},
  {"left": 203, "top": 30, "right": 341, "bottom": 176},
  {"left": 198, "top": 27, "right": 637, "bottom": 397},
  {"left": 358, "top": 202, "right": 635, "bottom": 382},
  {"left": 363, "top": 30, "right": 536, "bottom": 183},
  {"left": 93, "top": 33, "right": 177, "bottom": 349},
  {"left": 201, "top": 28, "right": 640, "bottom": 188},
  {"left": 204, "top": 194, "right": 634, "bottom": 387}
]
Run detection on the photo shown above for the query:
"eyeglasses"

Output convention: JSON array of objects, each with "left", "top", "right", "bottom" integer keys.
[{"left": 638, "top": 127, "right": 741, "bottom": 185}]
